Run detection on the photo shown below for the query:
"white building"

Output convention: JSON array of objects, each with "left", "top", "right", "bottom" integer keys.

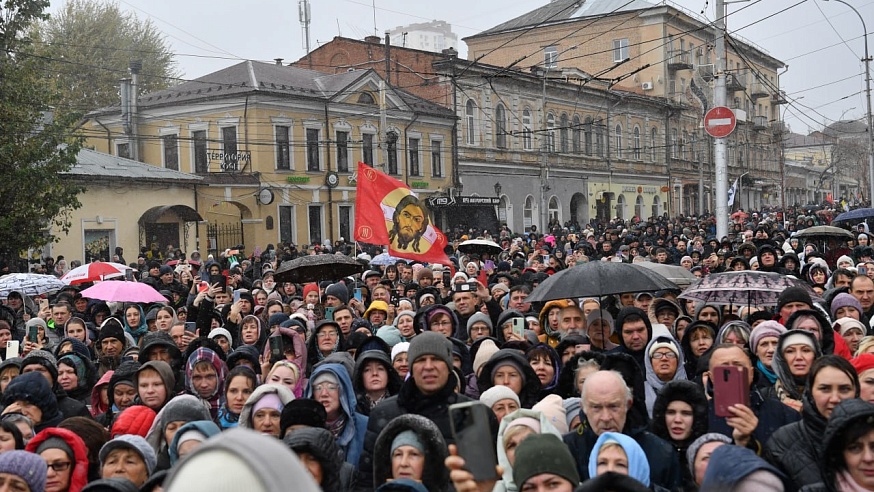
[{"left": 388, "top": 20, "right": 457, "bottom": 53}]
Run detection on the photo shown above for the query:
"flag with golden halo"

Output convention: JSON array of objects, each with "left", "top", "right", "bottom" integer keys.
[{"left": 354, "top": 163, "right": 450, "bottom": 264}]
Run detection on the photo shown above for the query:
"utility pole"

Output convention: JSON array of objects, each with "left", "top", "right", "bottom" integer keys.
[
  {"left": 713, "top": 0, "right": 729, "bottom": 238},
  {"left": 540, "top": 68, "right": 550, "bottom": 232},
  {"left": 129, "top": 60, "right": 141, "bottom": 162}
]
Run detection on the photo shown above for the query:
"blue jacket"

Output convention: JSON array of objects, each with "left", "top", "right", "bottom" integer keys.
[{"left": 305, "top": 363, "right": 368, "bottom": 467}]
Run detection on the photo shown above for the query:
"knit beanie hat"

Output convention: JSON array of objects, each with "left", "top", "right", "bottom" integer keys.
[
  {"left": 532, "top": 394, "right": 568, "bottom": 434},
  {"left": 490, "top": 358, "right": 527, "bottom": 386},
  {"left": 393, "top": 311, "right": 416, "bottom": 327},
  {"left": 162, "top": 396, "right": 212, "bottom": 430},
  {"left": 512, "top": 434, "right": 580, "bottom": 488},
  {"left": 390, "top": 430, "right": 424, "bottom": 454},
  {"left": 391, "top": 342, "right": 410, "bottom": 362},
  {"left": 99, "top": 318, "right": 126, "bottom": 344},
  {"left": 0, "top": 451, "right": 46, "bottom": 492},
  {"left": 648, "top": 337, "right": 680, "bottom": 359},
  {"left": 279, "top": 399, "right": 327, "bottom": 436},
  {"left": 777, "top": 286, "right": 812, "bottom": 311},
  {"left": 376, "top": 326, "right": 404, "bottom": 348},
  {"left": 100, "top": 435, "right": 157, "bottom": 475},
  {"left": 831, "top": 293, "right": 864, "bottom": 319},
  {"left": 407, "top": 331, "right": 453, "bottom": 368},
  {"left": 207, "top": 327, "right": 233, "bottom": 343},
  {"left": 21, "top": 349, "right": 59, "bottom": 381},
  {"left": 835, "top": 317, "right": 867, "bottom": 337},
  {"left": 267, "top": 313, "right": 290, "bottom": 328},
  {"left": 686, "top": 433, "right": 733, "bottom": 479},
  {"left": 302, "top": 283, "right": 320, "bottom": 302},
  {"left": 837, "top": 255, "right": 855, "bottom": 267},
  {"left": 473, "top": 339, "right": 500, "bottom": 376},
  {"left": 82, "top": 478, "right": 141, "bottom": 492},
  {"left": 26, "top": 317, "right": 47, "bottom": 334},
  {"left": 253, "top": 393, "right": 285, "bottom": 415},
  {"left": 112, "top": 406, "right": 158, "bottom": 438},
  {"left": 311, "top": 371, "right": 339, "bottom": 388},
  {"left": 467, "top": 312, "right": 493, "bottom": 334},
  {"left": 2, "top": 371, "right": 57, "bottom": 416},
  {"left": 479, "top": 385, "right": 520, "bottom": 410},
  {"left": 586, "top": 309, "right": 614, "bottom": 333},
  {"left": 35, "top": 436, "right": 75, "bottom": 462},
  {"left": 749, "top": 321, "right": 786, "bottom": 352},
  {"left": 325, "top": 283, "right": 349, "bottom": 305},
  {"left": 563, "top": 398, "right": 581, "bottom": 429}
]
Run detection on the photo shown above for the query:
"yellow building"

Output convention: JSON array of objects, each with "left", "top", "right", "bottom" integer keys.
[{"left": 81, "top": 61, "right": 456, "bottom": 256}]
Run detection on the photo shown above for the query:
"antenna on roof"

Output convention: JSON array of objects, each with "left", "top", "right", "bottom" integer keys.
[
  {"left": 299, "top": 0, "right": 312, "bottom": 54},
  {"left": 372, "top": 0, "right": 378, "bottom": 36}
]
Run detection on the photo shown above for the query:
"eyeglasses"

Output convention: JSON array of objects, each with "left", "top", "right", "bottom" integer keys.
[
  {"left": 313, "top": 383, "right": 339, "bottom": 393},
  {"left": 651, "top": 352, "right": 677, "bottom": 360},
  {"left": 317, "top": 331, "right": 339, "bottom": 339},
  {"left": 431, "top": 320, "right": 452, "bottom": 328},
  {"left": 46, "top": 462, "right": 71, "bottom": 473}
]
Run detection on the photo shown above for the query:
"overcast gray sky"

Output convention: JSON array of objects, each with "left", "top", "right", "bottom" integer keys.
[{"left": 49, "top": 0, "right": 874, "bottom": 135}]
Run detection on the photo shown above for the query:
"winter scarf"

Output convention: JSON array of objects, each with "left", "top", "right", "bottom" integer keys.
[{"left": 185, "top": 347, "right": 228, "bottom": 419}]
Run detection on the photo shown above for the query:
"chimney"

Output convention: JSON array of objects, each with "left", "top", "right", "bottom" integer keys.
[
  {"left": 364, "top": 35, "right": 381, "bottom": 44},
  {"left": 442, "top": 47, "right": 458, "bottom": 57},
  {"left": 274, "top": 58, "right": 284, "bottom": 66}
]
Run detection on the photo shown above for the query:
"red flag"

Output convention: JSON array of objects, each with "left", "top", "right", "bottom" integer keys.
[
  {"left": 354, "top": 163, "right": 450, "bottom": 265},
  {"left": 826, "top": 193, "right": 834, "bottom": 205}
]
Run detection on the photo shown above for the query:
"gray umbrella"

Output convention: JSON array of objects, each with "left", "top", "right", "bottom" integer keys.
[
  {"left": 0, "top": 273, "right": 65, "bottom": 298},
  {"left": 526, "top": 261, "right": 677, "bottom": 303}
]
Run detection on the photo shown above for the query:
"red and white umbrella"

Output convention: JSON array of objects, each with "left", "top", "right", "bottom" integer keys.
[
  {"left": 80, "top": 280, "right": 168, "bottom": 303},
  {"left": 60, "top": 262, "right": 132, "bottom": 285}
]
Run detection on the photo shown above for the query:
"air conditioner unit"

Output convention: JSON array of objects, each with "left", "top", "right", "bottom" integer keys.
[{"left": 642, "top": 81, "right": 654, "bottom": 91}]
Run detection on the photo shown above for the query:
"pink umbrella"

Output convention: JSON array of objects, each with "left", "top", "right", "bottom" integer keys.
[
  {"left": 79, "top": 280, "right": 168, "bottom": 303},
  {"left": 60, "top": 262, "right": 132, "bottom": 285}
]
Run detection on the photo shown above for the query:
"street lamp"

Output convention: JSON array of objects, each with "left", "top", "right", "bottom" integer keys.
[
  {"left": 823, "top": 0, "right": 874, "bottom": 204},
  {"left": 494, "top": 182, "right": 502, "bottom": 196}
]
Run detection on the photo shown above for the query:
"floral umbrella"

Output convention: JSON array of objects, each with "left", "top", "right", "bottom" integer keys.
[{"left": 678, "top": 270, "right": 822, "bottom": 306}]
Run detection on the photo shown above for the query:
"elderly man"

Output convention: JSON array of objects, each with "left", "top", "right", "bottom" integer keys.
[{"left": 563, "top": 370, "right": 681, "bottom": 490}]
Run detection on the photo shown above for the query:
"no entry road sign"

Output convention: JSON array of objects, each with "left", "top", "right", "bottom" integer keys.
[{"left": 704, "top": 106, "right": 737, "bottom": 138}]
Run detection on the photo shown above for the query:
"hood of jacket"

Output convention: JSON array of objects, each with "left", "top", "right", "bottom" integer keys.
[
  {"left": 239, "top": 384, "right": 295, "bottom": 430},
  {"left": 771, "top": 329, "right": 821, "bottom": 401},
  {"left": 167, "top": 420, "right": 221, "bottom": 465},
  {"left": 615, "top": 307, "right": 652, "bottom": 355},
  {"left": 539, "top": 300, "right": 572, "bottom": 340},
  {"left": 137, "top": 360, "right": 176, "bottom": 403},
  {"left": 353, "top": 350, "right": 402, "bottom": 399},
  {"left": 91, "top": 370, "right": 114, "bottom": 416},
  {"left": 650, "top": 379, "right": 708, "bottom": 449},
  {"left": 372, "top": 413, "right": 449, "bottom": 492},
  {"left": 647, "top": 298, "right": 681, "bottom": 326},
  {"left": 588, "top": 432, "right": 651, "bottom": 487},
  {"left": 448, "top": 337, "right": 473, "bottom": 376},
  {"left": 477, "top": 349, "right": 542, "bottom": 408},
  {"left": 556, "top": 351, "right": 606, "bottom": 398},
  {"left": 283, "top": 427, "right": 345, "bottom": 492},
  {"left": 26, "top": 427, "right": 90, "bottom": 492},
  {"left": 701, "top": 440, "right": 789, "bottom": 489},
  {"left": 526, "top": 343, "right": 561, "bottom": 393},
  {"left": 496, "top": 408, "right": 563, "bottom": 492},
  {"left": 822, "top": 399, "right": 874, "bottom": 484},
  {"left": 643, "top": 335, "right": 687, "bottom": 417},
  {"left": 785, "top": 308, "right": 836, "bottom": 355}
]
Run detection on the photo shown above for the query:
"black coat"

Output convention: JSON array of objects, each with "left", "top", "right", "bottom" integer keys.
[
  {"left": 801, "top": 399, "right": 874, "bottom": 492},
  {"left": 763, "top": 390, "right": 829, "bottom": 490},
  {"left": 706, "top": 387, "right": 800, "bottom": 447},
  {"left": 355, "top": 373, "right": 486, "bottom": 492},
  {"left": 476, "top": 349, "right": 541, "bottom": 408}
]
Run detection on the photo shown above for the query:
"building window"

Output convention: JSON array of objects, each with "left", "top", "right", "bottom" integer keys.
[
  {"left": 387, "top": 131, "right": 399, "bottom": 175},
  {"left": 613, "top": 38, "right": 629, "bottom": 62},
  {"left": 523, "top": 195, "right": 534, "bottom": 230},
  {"left": 546, "top": 113, "right": 556, "bottom": 153},
  {"left": 671, "top": 129, "right": 678, "bottom": 158},
  {"left": 279, "top": 205, "right": 295, "bottom": 244},
  {"left": 595, "top": 119, "right": 605, "bottom": 157},
  {"left": 584, "top": 116, "right": 593, "bottom": 155},
  {"left": 495, "top": 104, "right": 507, "bottom": 149},
  {"left": 560, "top": 113, "right": 569, "bottom": 153},
  {"left": 308, "top": 205, "right": 322, "bottom": 245},
  {"left": 275, "top": 125, "right": 291, "bottom": 170},
  {"left": 357, "top": 92, "right": 376, "bottom": 104},
  {"left": 681, "top": 130, "right": 689, "bottom": 160},
  {"left": 336, "top": 131, "right": 350, "bottom": 173},
  {"left": 431, "top": 140, "right": 443, "bottom": 177},
  {"left": 116, "top": 142, "right": 130, "bottom": 159},
  {"left": 614, "top": 124, "right": 622, "bottom": 158},
  {"left": 162, "top": 134, "right": 178, "bottom": 171},
  {"left": 633, "top": 126, "right": 641, "bottom": 160},
  {"left": 408, "top": 137, "right": 420, "bottom": 176},
  {"left": 192, "top": 131, "right": 208, "bottom": 173},
  {"left": 362, "top": 133, "right": 374, "bottom": 166},
  {"left": 544, "top": 46, "right": 558, "bottom": 68},
  {"left": 339, "top": 205, "right": 352, "bottom": 242},
  {"left": 572, "top": 115, "right": 581, "bottom": 153},
  {"left": 306, "top": 128, "right": 320, "bottom": 171},
  {"left": 651, "top": 127, "right": 659, "bottom": 162},
  {"left": 522, "top": 109, "right": 533, "bottom": 150},
  {"left": 465, "top": 99, "right": 477, "bottom": 145},
  {"left": 221, "top": 126, "right": 238, "bottom": 171}
]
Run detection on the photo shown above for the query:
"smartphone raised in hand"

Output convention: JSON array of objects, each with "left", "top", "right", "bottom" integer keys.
[
  {"left": 449, "top": 401, "right": 499, "bottom": 481},
  {"left": 712, "top": 365, "right": 750, "bottom": 417}
]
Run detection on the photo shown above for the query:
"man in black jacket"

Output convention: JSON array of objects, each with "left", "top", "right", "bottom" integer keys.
[{"left": 356, "top": 332, "right": 487, "bottom": 492}]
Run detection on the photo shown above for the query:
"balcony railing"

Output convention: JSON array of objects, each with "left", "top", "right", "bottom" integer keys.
[{"left": 667, "top": 50, "right": 693, "bottom": 71}]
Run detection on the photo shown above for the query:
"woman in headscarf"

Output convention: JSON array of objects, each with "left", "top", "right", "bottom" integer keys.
[
  {"left": 771, "top": 329, "right": 822, "bottom": 411},
  {"left": 239, "top": 384, "right": 295, "bottom": 438},
  {"left": 643, "top": 335, "right": 686, "bottom": 418},
  {"left": 477, "top": 349, "right": 542, "bottom": 409},
  {"left": 305, "top": 363, "right": 368, "bottom": 467},
  {"left": 490, "top": 408, "right": 563, "bottom": 492},
  {"left": 122, "top": 304, "right": 148, "bottom": 344},
  {"left": 218, "top": 366, "right": 257, "bottom": 430},
  {"left": 306, "top": 320, "right": 345, "bottom": 374},
  {"left": 526, "top": 343, "right": 561, "bottom": 399},
  {"left": 184, "top": 346, "right": 229, "bottom": 420},
  {"left": 587, "top": 432, "right": 652, "bottom": 489}
]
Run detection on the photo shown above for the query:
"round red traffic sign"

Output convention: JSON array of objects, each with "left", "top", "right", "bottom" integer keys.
[{"left": 704, "top": 106, "right": 737, "bottom": 138}]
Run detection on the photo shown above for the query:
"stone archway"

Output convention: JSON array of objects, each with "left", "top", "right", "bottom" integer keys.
[{"left": 570, "top": 192, "right": 588, "bottom": 228}]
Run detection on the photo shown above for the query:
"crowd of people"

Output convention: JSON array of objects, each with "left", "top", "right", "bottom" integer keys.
[{"left": 1, "top": 207, "right": 874, "bottom": 491}]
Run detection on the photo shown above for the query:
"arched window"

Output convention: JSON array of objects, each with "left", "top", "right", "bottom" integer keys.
[
  {"left": 633, "top": 126, "right": 641, "bottom": 160},
  {"left": 651, "top": 127, "right": 659, "bottom": 162},
  {"left": 495, "top": 104, "right": 507, "bottom": 149},
  {"left": 595, "top": 119, "right": 605, "bottom": 157},
  {"left": 523, "top": 195, "right": 535, "bottom": 230},
  {"left": 357, "top": 92, "right": 375, "bottom": 104},
  {"left": 546, "top": 113, "right": 556, "bottom": 153},
  {"left": 572, "top": 115, "right": 581, "bottom": 153},
  {"left": 614, "top": 124, "right": 623, "bottom": 158},
  {"left": 522, "top": 109, "right": 533, "bottom": 150},
  {"left": 584, "top": 116, "right": 593, "bottom": 155},
  {"left": 548, "top": 196, "right": 560, "bottom": 223},
  {"left": 465, "top": 100, "right": 477, "bottom": 145},
  {"left": 559, "top": 113, "right": 569, "bottom": 153}
]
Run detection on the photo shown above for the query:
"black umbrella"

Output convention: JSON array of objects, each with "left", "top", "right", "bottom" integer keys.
[
  {"left": 526, "top": 261, "right": 678, "bottom": 303},
  {"left": 273, "top": 254, "right": 365, "bottom": 284},
  {"left": 457, "top": 239, "right": 503, "bottom": 256}
]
